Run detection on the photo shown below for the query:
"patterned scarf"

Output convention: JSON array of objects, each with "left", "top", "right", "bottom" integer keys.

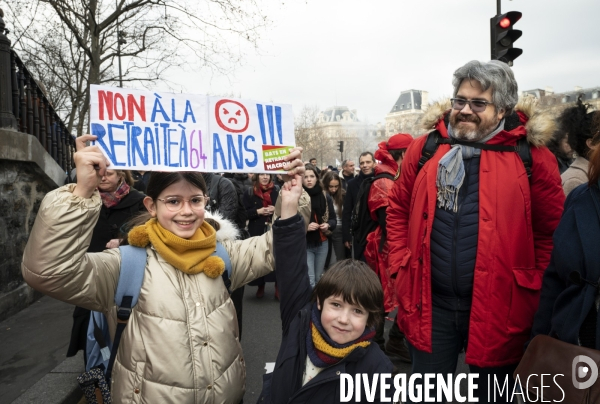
[
  {"left": 306, "top": 303, "right": 375, "bottom": 368},
  {"left": 127, "top": 218, "right": 225, "bottom": 277},
  {"left": 100, "top": 181, "right": 130, "bottom": 208},
  {"left": 254, "top": 182, "right": 274, "bottom": 208},
  {"left": 436, "top": 120, "right": 505, "bottom": 212}
]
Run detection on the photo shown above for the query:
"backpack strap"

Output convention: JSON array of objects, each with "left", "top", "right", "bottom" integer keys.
[
  {"left": 213, "top": 241, "right": 233, "bottom": 293},
  {"left": 105, "top": 245, "right": 147, "bottom": 382},
  {"left": 418, "top": 130, "right": 440, "bottom": 170},
  {"left": 418, "top": 129, "right": 533, "bottom": 180},
  {"left": 517, "top": 137, "right": 533, "bottom": 179}
]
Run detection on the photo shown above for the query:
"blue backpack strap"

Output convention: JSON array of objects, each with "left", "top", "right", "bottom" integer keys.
[
  {"left": 114, "top": 245, "right": 147, "bottom": 307},
  {"left": 105, "top": 245, "right": 147, "bottom": 382},
  {"left": 213, "top": 242, "right": 233, "bottom": 293}
]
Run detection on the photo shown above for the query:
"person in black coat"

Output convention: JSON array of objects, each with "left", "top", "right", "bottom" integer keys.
[
  {"left": 342, "top": 152, "right": 375, "bottom": 261},
  {"left": 67, "top": 169, "right": 146, "bottom": 360},
  {"left": 531, "top": 146, "right": 600, "bottom": 350},
  {"left": 243, "top": 173, "right": 279, "bottom": 298},
  {"left": 259, "top": 174, "right": 393, "bottom": 404}
]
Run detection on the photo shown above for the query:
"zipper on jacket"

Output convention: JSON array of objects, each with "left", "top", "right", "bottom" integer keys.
[{"left": 451, "top": 163, "right": 470, "bottom": 301}]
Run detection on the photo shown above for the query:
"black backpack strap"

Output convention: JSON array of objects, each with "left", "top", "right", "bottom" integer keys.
[
  {"left": 105, "top": 296, "right": 133, "bottom": 383},
  {"left": 418, "top": 130, "right": 440, "bottom": 170},
  {"left": 419, "top": 129, "right": 533, "bottom": 180},
  {"left": 437, "top": 137, "right": 519, "bottom": 152},
  {"left": 517, "top": 137, "right": 532, "bottom": 179}
]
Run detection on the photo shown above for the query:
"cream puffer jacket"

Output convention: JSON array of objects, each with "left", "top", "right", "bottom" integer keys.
[{"left": 22, "top": 184, "right": 310, "bottom": 403}]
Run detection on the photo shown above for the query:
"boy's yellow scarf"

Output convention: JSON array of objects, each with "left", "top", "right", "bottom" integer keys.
[{"left": 127, "top": 218, "right": 225, "bottom": 278}]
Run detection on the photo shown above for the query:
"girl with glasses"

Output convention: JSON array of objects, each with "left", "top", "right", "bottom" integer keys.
[{"left": 21, "top": 135, "right": 308, "bottom": 403}]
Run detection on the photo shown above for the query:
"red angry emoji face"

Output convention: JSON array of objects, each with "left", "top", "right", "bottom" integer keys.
[{"left": 215, "top": 99, "right": 249, "bottom": 133}]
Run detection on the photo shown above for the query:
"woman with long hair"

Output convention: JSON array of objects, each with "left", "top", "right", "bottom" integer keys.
[
  {"left": 322, "top": 171, "right": 345, "bottom": 265},
  {"left": 559, "top": 100, "right": 600, "bottom": 195},
  {"left": 243, "top": 173, "right": 279, "bottom": 298},
  {"left": 303, "top": 164, "right": 336, "bottom": 287}
]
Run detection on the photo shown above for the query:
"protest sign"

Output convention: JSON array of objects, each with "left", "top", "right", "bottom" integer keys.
[{"left": 89, "top": 85, "right": 295, "bottom": 173}]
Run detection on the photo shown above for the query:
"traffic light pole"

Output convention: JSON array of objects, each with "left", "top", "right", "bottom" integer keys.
[{"left": 497, "top": 0, "right": 501, "bottom": 15}]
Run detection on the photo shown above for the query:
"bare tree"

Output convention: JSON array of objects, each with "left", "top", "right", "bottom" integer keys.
[
  {"left": 294, "top": 105, "right": 337, "bottom": 166},
  {"left": 5, "top": 0, "right": 269, "bottom": 135}
]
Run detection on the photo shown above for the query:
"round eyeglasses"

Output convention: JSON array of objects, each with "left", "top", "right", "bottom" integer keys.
[
  {"left": 156, "top": 196, "right": 209, "bottom": 212},
  {"left": 450, "top": 98, "right": 493, "bottom": 113}
]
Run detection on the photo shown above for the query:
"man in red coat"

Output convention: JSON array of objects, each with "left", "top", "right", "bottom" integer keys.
[
  {"left": 364, "top": 133, "right": 413, "bottom": 362},
  {"left": 386, "top": 60, "right": 564, "bottom": 403}
]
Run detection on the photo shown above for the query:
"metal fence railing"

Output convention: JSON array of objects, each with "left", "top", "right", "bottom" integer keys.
[{"left": 0, "top": 8, "right": 75, "bottom": 177}]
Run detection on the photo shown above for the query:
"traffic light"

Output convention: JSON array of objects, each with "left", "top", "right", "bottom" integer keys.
[
  {"left": 490, "top": 11, "right": 522, "bottom": 65},
  {"left": 337, "top": 141, "right": 344, "bottom": 153}
]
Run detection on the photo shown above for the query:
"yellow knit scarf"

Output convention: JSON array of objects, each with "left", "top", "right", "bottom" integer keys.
[
  {"left": 310, "top": 324, "right": 371, "bottom": 359},
  {"left": 127, "top": 218, "right": 225, "bottom": 278}
]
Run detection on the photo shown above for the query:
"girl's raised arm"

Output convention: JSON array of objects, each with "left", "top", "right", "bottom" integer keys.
[{"left": 22, "top": 136, "right": 121, "bottom": 313}]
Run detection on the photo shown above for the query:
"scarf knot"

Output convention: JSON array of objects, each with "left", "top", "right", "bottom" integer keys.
[
  {"left": 436, "top": 120, "right": 505, "bottom": 212},
  {"left": 127, "top": 218, "right": 224, "bottom": 278},
  {"left": 100, "top": 181, "right": 130, "bottom": 208},
  {"left": 254, "top": 182, "right": 274, "bottom": 208},
  {"left": 305, "top": 303, "right": 375, "bottom": 368}
]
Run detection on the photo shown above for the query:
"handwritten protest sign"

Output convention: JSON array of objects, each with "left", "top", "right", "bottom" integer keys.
[{"left": 89, "top": 85, "right": 295, "bottom": 173}]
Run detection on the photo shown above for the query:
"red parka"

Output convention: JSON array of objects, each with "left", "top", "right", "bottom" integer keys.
[
  {"left": 364, "top": 148, "right": 399, "bottom": 312},
  {"left": 386, "top": 100, "right": 565, "bottom": 367}
]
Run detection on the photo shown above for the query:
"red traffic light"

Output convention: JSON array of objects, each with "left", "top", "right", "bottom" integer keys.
[{"left": 499, "top": 17, "right": 511, "bottom": 28}]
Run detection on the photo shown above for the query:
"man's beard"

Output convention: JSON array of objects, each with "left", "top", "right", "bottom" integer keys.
[{"left": 450, "top": 113, "right": 500, "bottom": 141}]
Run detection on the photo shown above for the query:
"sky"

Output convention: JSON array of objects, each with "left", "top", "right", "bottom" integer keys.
[{"left": 164, "top": 0, "right": 600, "bottom": 125}]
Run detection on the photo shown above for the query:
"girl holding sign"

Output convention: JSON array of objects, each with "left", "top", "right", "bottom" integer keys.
[{"left": 21, "top": 135, "right": 308, "bottom": 403}]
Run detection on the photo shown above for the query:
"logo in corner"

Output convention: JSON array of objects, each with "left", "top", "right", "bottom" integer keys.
[{"left": 572, "top": 355, "right": 599, "bottom": 390}]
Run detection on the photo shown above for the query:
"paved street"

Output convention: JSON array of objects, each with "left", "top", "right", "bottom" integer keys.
[
  {"left": 1, "top": 282, "right": 469, "bottom": 403},
  {"left": 0, "top": 296, "right": 74, "bottom": 403}
]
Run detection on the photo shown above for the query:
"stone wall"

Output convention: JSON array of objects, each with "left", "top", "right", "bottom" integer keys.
[{"left": 0, "top": 129, "right": 65, "bottom": 321}]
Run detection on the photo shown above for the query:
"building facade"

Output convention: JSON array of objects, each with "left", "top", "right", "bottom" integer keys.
[
  {"left": 385, "top": 89, "right": 429, "bottom": 137},
  {"left": 522, "top": 86, "right": 600, "bottom": 115}
]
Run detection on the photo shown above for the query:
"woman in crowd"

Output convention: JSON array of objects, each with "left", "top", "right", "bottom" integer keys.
[
  {"left": 243, "top": 173, "right": 279, "bottom": 299},
  {"left": 303, "top": 164, "right": 336, "bottom": 287},
  {"left": 560, "top": 100, "right": 600, "bottom": 195},
  {"left": 22, "top": 134, "right": 307, "bottom": 402},
  {"left": 322, "top": 171, "right": 345, "bottom": 266},
  {"left": 546, "top": 130, "right": 574, "bottom": 174},
  {"left": 531, "top": 141, "right": 600, "bottom": 351},
  {"left": 66, "top": 168, "right": 146, "bottom": 363}
]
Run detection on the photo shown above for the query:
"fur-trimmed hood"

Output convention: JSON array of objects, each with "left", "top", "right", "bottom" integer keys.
[
  {"left": 420, "top": 97, "right": 555, "bottom": 147},
  {"left": 204, "top": 210, "right": 241, "bottom": 242}
]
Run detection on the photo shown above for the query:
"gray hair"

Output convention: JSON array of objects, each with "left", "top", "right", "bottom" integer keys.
[{"left": 452, "top": 60, "right": 518, "bottom": 115}]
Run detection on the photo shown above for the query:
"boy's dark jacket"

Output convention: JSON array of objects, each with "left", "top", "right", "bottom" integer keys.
[{"left": 258, "top": 215, "right": 393, "bottom": 404}]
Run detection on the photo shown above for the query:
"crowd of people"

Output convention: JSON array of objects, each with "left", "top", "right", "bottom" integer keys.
[{"left": 21, "top": 58, "right": 600, "bottom": 403}]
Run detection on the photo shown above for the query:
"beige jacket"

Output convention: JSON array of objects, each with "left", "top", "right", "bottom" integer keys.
[
  {"left": 561, "top": 156, "right": 589, "bottom": 196},
  {"left": 22, "top": 184, "right": 310, "bottom": 403}
]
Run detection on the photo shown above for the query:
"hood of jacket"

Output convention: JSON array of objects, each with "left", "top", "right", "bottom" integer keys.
[
  {"left": 374, "top": 148, "right": 399, "bottom": 177},
  {"left": 204, "top": 210, "right": 241, "bottom": 241},
  {"left": 420, "top": 97, "right": 556, "bottom": 148}
]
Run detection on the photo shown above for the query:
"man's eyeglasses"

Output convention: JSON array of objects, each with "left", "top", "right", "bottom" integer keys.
[
  {"left": 156, "top": 196, "right": 209, "bottom": 212},
  {"left": 450, "top": 98, "right": 493, "bottom": 113}
]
